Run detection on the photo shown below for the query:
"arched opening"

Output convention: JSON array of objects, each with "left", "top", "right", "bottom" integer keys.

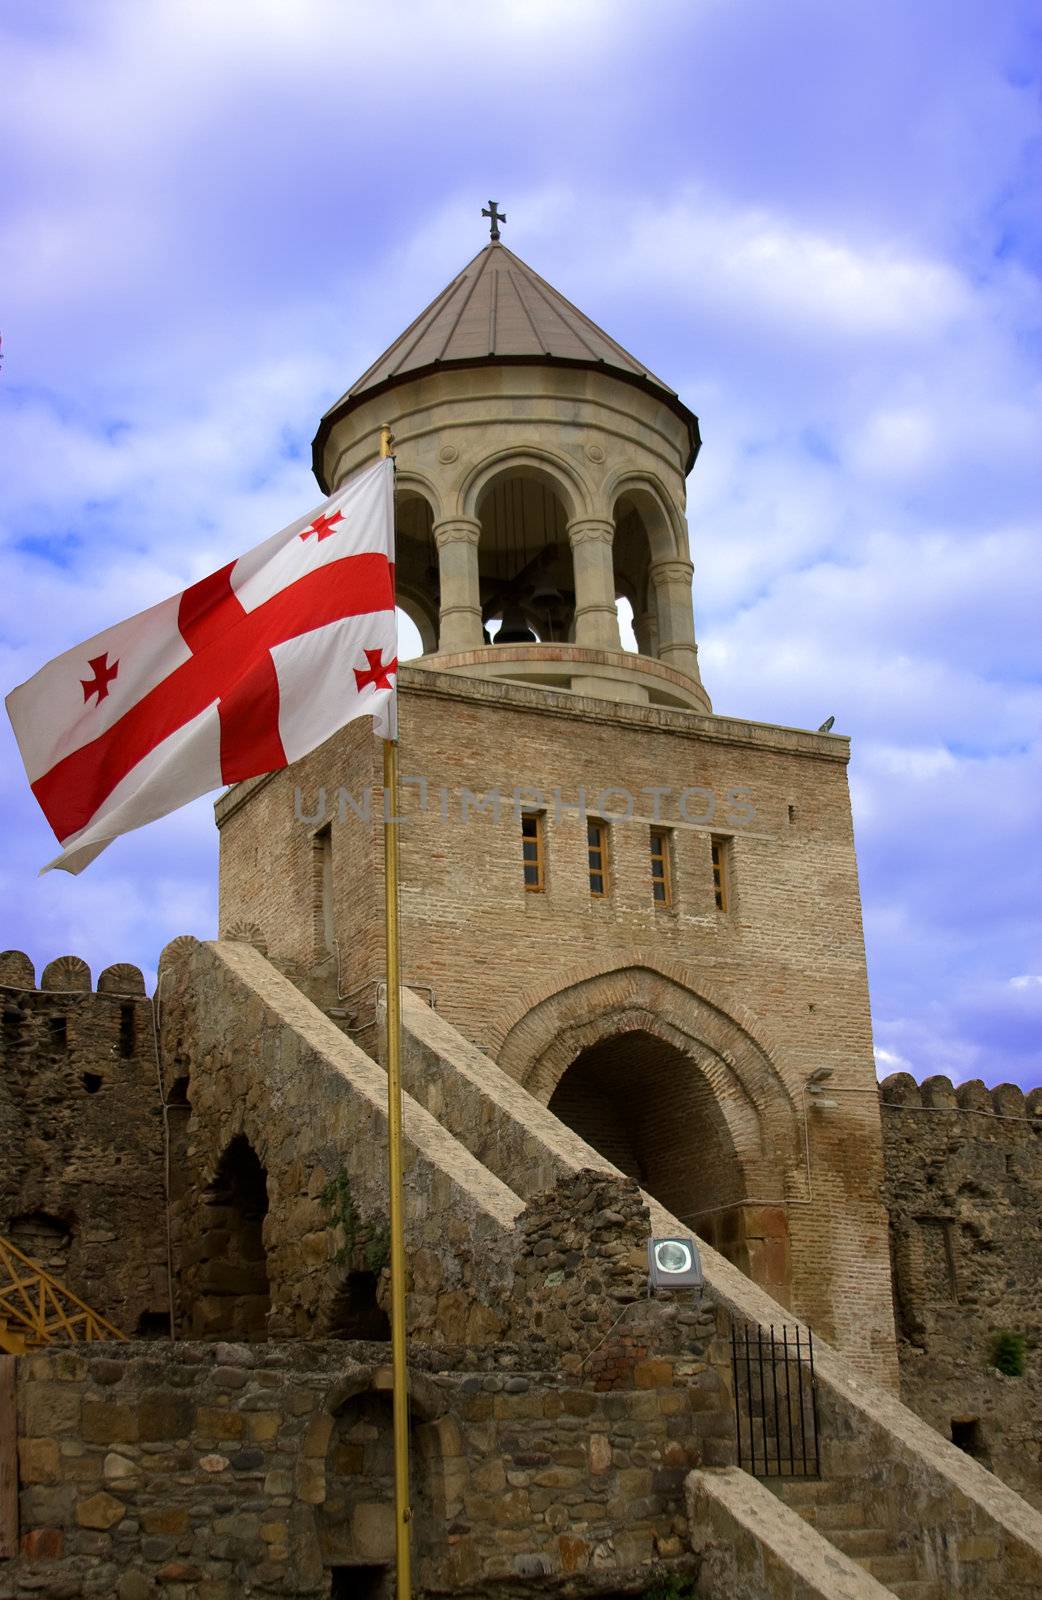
[
  {"left": 547, "top": 1030, "right": 746, "bottom": 1224},
  {"left": 319, "top": 1392, "right": 434, "bottom": 1578},
  {"left": 194, "top": 1135, "right": 270, "bottom": 1341},
  {"left": 326, "top": 1270, "right": 390, "bottom": 1341},
  {"left": 613, "top": 487, "right": 675, "bottom": 659},
  {"left": 393, "top": 491, "right": 439, "bottom": 656},
  {"left": 476, "top": 470, "right": 574, "bottom": 643},
  {"left": 7, "top": 1212, "right": 72, "bottom": 1273},
  {"left": 548, "top": 1028, "right": 793, "bottom": 1302}
]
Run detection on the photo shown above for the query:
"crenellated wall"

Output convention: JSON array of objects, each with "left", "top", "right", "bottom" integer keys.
[
  {"left": 880, "top": 1071, "right": 1042, "bottom": 1508},
  {"left": 0, "top": 950, "right": 169, "bottom": 1338}
]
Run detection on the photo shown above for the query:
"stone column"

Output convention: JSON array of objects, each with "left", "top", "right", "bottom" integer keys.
[
  {"left": 567, "top": 518, "right": 621, "bottom": 651},
  {"left": 650, "top": 558, "right": 703, "bottom": 682},
  {"left": 633, "top": 609, "right": 659, "bottom": 658},
  {"left": 433, "top": 518, "right": 483, "bottom": 653}
]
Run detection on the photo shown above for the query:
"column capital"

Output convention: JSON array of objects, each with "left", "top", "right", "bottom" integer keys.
[
  {"left": 567, "top": 516, "right": 615, "bottom": 549},
  {"left": 650, "top": 557, "right": 694, "bottom": 583},
  {"left": 433, "top": 517, "right": 481, "bottom": 550}
]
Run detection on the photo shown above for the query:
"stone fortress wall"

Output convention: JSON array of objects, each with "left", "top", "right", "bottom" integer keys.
[
  {"left": 0, "top": 950, "right": 169, "bottom": 1340},
  {"left": 880, "top": 1070, "right": 1042, "bottom": 1509},
  {"left": 4, "top": 944, "right": 1042, "bottom": 1597}
]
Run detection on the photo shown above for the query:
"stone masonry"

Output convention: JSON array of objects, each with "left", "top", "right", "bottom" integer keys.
[
  {"left": 881, "top": 1071, "right": 1042, "bottom": 1510},
  {"left": 0, "top": 950, "right": 168, "bottom": 1339},
  {"left": 217, "top": 666, "right": 897, "bottom": 1386}
]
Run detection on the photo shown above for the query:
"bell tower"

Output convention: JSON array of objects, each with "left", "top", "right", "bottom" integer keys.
[
  {"left": 312, "top": 236, "right": 711, "bottom": 712},
  {"left": 218, "top": 225, "right": 899, "bottom": 1386}
]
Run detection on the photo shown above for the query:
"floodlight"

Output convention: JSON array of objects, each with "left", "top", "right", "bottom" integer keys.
[
  {"left": 807, "top": 1067, "right": 833, "bottom": 1085},
  {"left": 647, "top": 1236, "right": 704, "bottom": 1293}
]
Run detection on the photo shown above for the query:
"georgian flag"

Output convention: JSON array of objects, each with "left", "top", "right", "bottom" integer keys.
[{"left": 6, "top": 458, "right": 397, "bottom": 874}]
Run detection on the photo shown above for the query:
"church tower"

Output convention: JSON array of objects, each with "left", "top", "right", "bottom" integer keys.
[{"left": 218, "top": 227, "right": 899, "bottom": 1383}]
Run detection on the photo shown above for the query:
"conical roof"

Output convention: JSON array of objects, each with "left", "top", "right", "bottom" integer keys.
[{"left": 313, "top": 242, "right": 700, "bottom": 486}]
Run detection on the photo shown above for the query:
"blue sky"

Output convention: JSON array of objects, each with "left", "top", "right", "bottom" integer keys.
[{"left": 1, "top": 0, "right": 1039, "bottom": 1086}]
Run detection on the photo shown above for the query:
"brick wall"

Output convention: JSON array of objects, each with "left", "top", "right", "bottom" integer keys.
[{"left": 216, "top": 666, "right": 896, "bottom": 1378}]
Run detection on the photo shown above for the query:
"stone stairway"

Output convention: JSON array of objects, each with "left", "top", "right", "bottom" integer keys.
[
  {"left": 768, "top": 1476, "right": 942, "bottom": 1598},
  {"left": 158, "top": 942, "right": 1042, "bottom": 1599}
]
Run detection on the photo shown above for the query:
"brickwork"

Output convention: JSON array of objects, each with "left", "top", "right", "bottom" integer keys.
[
  {"left": 880, "top": 1072, "right": 1042, "bottom": 1510},
  {"left": 0, "top": 950, "right": 168, "bottom": 1337},
  {"left": 216, "top": 667, "right": 896, "bottom": 1379}
]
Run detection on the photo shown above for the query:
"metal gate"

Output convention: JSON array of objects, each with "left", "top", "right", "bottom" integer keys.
[{"left": 730, "top": 1318, "right": 820, "bottom": 1478}]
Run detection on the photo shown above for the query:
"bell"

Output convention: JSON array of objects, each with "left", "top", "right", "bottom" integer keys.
[
  {"left": 496, "top": 602, "right": 537, "bottom": 644},
  {"left": 530, "top": 581, "right": 563, "bottom": 607}
]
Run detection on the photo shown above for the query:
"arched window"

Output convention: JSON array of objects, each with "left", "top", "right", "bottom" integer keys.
[{"left": 476, "top": 470, "right": 574, "bottom": 644}]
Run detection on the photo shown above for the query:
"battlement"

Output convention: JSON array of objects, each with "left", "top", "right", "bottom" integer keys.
[
  {"left": 0, "top": 948, "right": 146, "bottom": 996},
  {"left": 0, "top": 949, "right": 167, "bottom": 1340},
  {"left": 880, "top": 1070, "right": 1042, "bottom": 1121}
]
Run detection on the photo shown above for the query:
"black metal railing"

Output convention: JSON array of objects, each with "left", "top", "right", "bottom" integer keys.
[{"left": 730, "top": 1318, "right": 820, "bottom": 1478}]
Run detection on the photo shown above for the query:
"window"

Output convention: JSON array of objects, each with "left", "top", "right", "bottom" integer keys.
[
  {"left": 313, "top": 824, "right": 335, "bottom": 954},
  {"left": 711, "top": 836, "right": 730, "bottom": 911},
  {"left": 650, "top": 828, "right": 672, "bottom": 906},
  {"left": 119, "top": 1003, "right": 136, "bottom": 1059},
  {"left": 588, "top": 820, "right": 608, "bottom": 897},
  {"left": 521, "top": 812, "right": 545, "bottom": 891}
]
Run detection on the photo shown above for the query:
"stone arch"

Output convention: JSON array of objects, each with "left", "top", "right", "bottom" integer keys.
[
  {"left": 317, "top": 1370, "right": 446, "bottom": 1581},
  {"left": 497, "top": 961, "right": 802, "bottom": 1217},
  {"left": 189, "top": 1133, "right": 271, "bottom": 1340},
  {"left": 607, "top": 474, "right": 684, "bottom": 562},
  {"left": 394, "top": 484, "right": 440, "bottom": 655},
  {"left": 459, "top": 447, "right": 591, "bottom": 524}
]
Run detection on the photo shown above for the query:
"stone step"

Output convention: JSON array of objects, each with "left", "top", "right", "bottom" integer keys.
[
  {"left": 861, "top": 1552, "right": 919, "bottom": 1584},
  {"left": 887, "top": 1582, "right": 946, "bottom": 1600},
  {"left": 830, "top": 1527, "right": 894, "bottom": 1558},
  {"left": 768, "top": 1477, "right": 822, "bottom": 1505},
  {"left": 809, "top": 1499, "right": 869, "bottom": 1530}
]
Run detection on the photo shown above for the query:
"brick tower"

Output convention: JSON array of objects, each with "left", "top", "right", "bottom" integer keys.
[{"left": 218, "top": 235, "right": 899, "bottom": 1383}]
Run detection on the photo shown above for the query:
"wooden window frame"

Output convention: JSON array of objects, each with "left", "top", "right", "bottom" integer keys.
[
  {"left": 521, "top": 811, "right": 545, "bottom": 893},
  {"left": 587, "top": 818, "right": 609, "bottom": 898},
  {"left": 649, "top": 827, "right": 673, "bottom": 908},
  {"left": 711, "top": 835, "right": 730, "bottom": 912}
]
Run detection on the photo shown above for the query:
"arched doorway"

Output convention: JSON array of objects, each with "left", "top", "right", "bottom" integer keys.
[
  {"left": 500, "top": 964, "right": 801, "bottom": 1305},
  {"left": 191, "top": 1134, "right": 271, "bottom": 1340},
  {"left": 547, "top": 1029, "right": 746, "bottom": 1226}
]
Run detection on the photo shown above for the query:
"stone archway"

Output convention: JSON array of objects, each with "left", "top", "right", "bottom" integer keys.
[
  {"left": 498, "top": 962, "right": 801, "bottom": 1303},
  {"left": 188, "top": 1134, "right": 271, "bottom": 1340},
  {"left": 547, "top": 1028, "right": 747, "bottom": 1223}
]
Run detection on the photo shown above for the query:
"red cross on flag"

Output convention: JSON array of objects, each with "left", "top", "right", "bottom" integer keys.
[{"left": 6, "top": 458, "right": 397, "bottom": 874}]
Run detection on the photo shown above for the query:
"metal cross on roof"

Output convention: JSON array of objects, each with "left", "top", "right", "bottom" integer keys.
[{"left": 481, "top": 200, "right": 506, "bottom": 242}]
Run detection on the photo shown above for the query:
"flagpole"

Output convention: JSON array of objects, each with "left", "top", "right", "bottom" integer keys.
[{"left": 380, "top": 423, "right": 412, "bottom": 1600}]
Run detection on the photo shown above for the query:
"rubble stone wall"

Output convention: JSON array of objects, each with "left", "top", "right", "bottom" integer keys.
[
  {"left": 5, "top": 1331, "right": 729, "bottom": 1600},
  {"left": 881, "top": 1072, "right": 1042, "bottom": 1509},
  {"left": 0, "top": 951, "right": 168, "bottom": 1337}
]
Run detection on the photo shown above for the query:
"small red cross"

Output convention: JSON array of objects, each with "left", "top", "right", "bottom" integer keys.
[
  {"left": 81, "top": 653, "right": 119, "bottom": 705},
  {"left": 354, "top": 648, "right": 397, "bottom": 692},
  {"left": 300, "top": 509, "right": 344, "bottom": 543}
]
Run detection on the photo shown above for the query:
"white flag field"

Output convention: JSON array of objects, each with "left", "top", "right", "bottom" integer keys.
[{"left": 6, "top": 457, "right": 397, "bottom": 874}]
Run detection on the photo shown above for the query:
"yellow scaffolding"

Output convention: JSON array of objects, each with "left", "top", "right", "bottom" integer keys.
[{"left": 0, "top": 1234, "right": 126, "bottom": 1354}]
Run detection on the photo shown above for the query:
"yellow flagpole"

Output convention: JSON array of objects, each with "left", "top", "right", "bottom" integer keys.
[{"left": 380, "top": 422, "right": 412, "bottom": 1600}]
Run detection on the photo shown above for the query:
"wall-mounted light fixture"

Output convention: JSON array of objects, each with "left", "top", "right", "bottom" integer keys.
[{"left": 647, "top": 1236, "right": 704, "bottom": 1296}]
